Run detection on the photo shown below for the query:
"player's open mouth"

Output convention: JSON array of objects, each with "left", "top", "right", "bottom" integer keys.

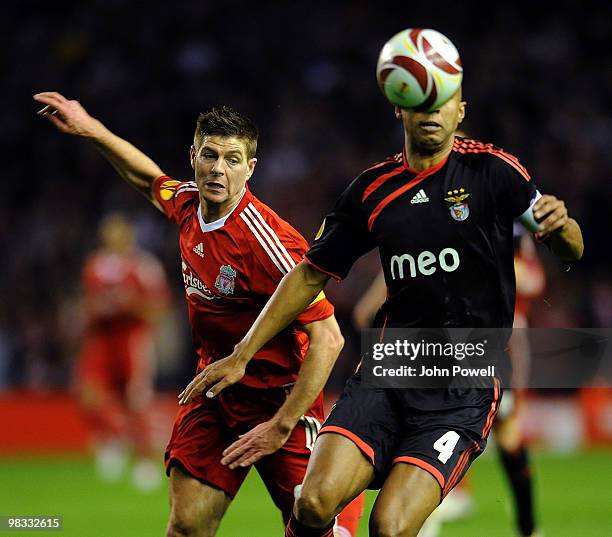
[
  {"left": 418, "top": 121, "right": 442, "bottom": 132},
  {"left": 205, "top": 181, "right": 225, "bottom": 191}
]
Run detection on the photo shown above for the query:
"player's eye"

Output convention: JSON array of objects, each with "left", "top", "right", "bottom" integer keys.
[{"left": 228, "top": 158, "right": 239, "bottom": 165}]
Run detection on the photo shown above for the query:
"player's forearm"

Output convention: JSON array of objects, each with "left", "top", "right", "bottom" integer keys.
[
  {"left": 236, "top": 261, "right": 330, "bottom": 362},
  {"left": 274, "top": 323, "right": 344, "bottom": 433},
  {"left": 353, "top": 270, "right": 386, "bottom": 329},
  {"left": 547, "top": 218, "right": 584, "bottom": 261},
  {"left": 88, "top": 122, "right": 164, "bottom": 201}
]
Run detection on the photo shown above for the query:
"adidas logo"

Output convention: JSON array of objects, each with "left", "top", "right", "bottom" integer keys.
[
  {"left": 410, "top": 189, "right": 429, "bottom": 204},
  {"left": 193, "top": 242, "right": 204, "bottom": 258}
]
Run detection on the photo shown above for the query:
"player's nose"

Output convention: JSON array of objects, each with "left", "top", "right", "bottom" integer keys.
[{"left": 211, "top": 157, "right": 224, "bottom": 174}]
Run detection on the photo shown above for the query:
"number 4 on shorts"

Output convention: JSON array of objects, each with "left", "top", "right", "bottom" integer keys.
[{"left": 433, "top": 431, "right": 460, "bottom": 463}]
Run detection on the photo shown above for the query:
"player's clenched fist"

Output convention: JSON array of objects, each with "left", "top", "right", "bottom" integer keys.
[
  {"left": 34, "top": 92, "right": 101, "bottom": 138},
  {"left": 533, "top": 194, "right": 569, "bottom": 239}
]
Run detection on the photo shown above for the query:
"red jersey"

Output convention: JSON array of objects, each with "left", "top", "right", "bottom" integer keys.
[
  {"left": 152, "top": 176, "right": 334, "bottom": 389},
  {"left": 83, "top": 249, "right": 169, "bottom": 333}
]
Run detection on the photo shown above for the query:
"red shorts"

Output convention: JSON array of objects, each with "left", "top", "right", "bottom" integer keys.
[
  {"left": 76, "top": 327, "right": 154, "bottom": 393},
  {"left": 165, "top": 383, "right": 324, "bottom": 518}
]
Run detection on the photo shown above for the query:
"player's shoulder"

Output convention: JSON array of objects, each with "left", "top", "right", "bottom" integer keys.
[
  {"left": 352, "top": 153, "right": 404, "bottom": 188},
  {"left": 333, "top": 152, "right": 405, "bottom": 205},
  {"left": 86, "top": 250, "right": 113, "bottom": 269},
  {"left": 451, "top": 137, "right": 531, "bottom": 181},
  {"left": 242, "top": 194, "right": 305, "bottom": 241},
  {"left": 154, "top": 175, "right": 199, "bottom": 225},
  {"left": 238, "top": 193, "right": 307, "bottom": 273},
  {"left": 156, "top": 176, "right": 199, "bottom": 202},
  {"left": 133, "top": 248, "right": 163, "bottom": 270}
]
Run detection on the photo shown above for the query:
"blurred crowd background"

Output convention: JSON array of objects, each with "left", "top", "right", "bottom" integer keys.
[{"left": 2, "top": 0, "right": 611, "bottom": 392}]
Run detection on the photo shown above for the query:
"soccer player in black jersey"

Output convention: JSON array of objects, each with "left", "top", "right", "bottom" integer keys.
[{"left": 180, "top": 88, "right": 583, "bottom": 537}]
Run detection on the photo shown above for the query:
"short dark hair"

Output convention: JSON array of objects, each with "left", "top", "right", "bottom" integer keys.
[{"left": 194, "top": 106, "right": 258, "bottom": 159}]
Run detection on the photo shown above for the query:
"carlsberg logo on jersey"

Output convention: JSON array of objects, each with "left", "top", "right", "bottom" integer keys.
[
  {"left": 182, "top": 261, "right": 216, "bottom": 300},
  {"left": 390, "top": 247, "right": 460, "bottom": 279}
]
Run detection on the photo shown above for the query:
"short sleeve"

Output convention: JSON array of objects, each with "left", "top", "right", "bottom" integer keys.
[
  {"left": 296, "top": 291, "right": 335, "bottom": 325},
  {"left": 489, "top": 154, "right": 538, "bottom": 219},
  {"left": 244, "top": 204, "right": 335, "bottom": 324},
  {"left": 305, "top": 180, "right": 376, "bottom": 281},
  {"left": 152, "top": 175, "right": 199, "bottom": 226}
]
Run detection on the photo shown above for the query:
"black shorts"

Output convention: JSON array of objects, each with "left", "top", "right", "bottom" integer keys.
[{"left": 320, "top": 371, "right": 501, "bottom": 498}]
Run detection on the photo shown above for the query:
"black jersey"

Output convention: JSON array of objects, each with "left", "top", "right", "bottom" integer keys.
[{"left": 307, "top": 137, "right": 537, "bottom": 330}]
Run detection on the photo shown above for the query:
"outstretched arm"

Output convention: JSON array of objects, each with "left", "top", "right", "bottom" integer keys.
[
  {"left": 178, "top": 260, "right": 330, "bottom": 403},
  {"left": 34, "top": 92, "right": 164, "bottom": 211},
  {"left": 532, "top": 195, "right": 584, "bottom": 260},
  {"left": 219, "top": 315, "right": 344, "bottom": 469}
]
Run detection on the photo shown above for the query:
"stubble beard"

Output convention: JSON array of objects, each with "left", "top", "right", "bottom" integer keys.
[{"left": 411, "top": 127, "right": 453, "bottom": 156}]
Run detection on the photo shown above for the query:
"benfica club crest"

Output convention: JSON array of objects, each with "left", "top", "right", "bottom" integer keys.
[
  {"left": 444, "top": 188, "right": 470, "bottom": 222},
  {"left": 215, "top": 265, "right": 237, "bottom": 295}
]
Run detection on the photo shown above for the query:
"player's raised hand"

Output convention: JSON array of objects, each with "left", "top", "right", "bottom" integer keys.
[
  {"left": 220, "top": 418, "right": 292, "bottom": 469},
  {"left": 178, "top": 352, "right": 248, "bottom": 405},
  {"left": 33, "top": 92, "right": 101, "bottom": 137},
  {"left": 533, "top": 194, "right": 569, "bottom": 239}
]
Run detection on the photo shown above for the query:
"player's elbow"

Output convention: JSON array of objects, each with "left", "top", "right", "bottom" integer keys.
[
  {"left": 330, "top": 329, "right": 345, "bottom": 355},
  {"left": 308, "top": 317, "right": 345, "bottom": 357},
  {"left": 324, "top": 322, "right": 345, "bottom": 356}
]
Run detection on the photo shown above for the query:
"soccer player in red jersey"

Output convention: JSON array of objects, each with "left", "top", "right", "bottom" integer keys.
[
  {"left": 34, "top": 92, "right": 362, "bottom": 537},
  {"left": 77, "top": 212, "right": 169, "bottom": 490}
]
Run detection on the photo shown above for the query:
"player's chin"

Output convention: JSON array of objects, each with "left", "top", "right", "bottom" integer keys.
[
  {"left": 201, "top": 189, "right": 228, "bottom": 204},
  {"left": 414, "top": 133, "right": 446, "bottom": 152}
]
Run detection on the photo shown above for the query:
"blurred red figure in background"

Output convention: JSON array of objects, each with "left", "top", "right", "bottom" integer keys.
[{"left": 76, "top": 212, "right": 169, "bottom": 491}]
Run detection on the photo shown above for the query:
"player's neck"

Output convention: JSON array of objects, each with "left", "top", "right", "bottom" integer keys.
[
  {"left": 404, "top": 135, "right": 454, "bottom": 172},
  {"left": 200, "top": 190, "right": 244, "bottom": 223},
  {"left": 103, "top": 244, "right": 132, "bottom": 256}
]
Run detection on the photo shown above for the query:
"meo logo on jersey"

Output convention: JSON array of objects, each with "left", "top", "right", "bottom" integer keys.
[
  {"left": 410, "top": 189, "right": 429, "bottom": 204},
  {"left": 445, "top": 188, "right": 470, "bottom": 221},
  {"left": 391, "top": 247, "right": 460, "bottom": 279}
]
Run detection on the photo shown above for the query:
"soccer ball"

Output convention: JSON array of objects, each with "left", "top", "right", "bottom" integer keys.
[{"left": 376, "top": 28, "right": 463, "bottom": 112}]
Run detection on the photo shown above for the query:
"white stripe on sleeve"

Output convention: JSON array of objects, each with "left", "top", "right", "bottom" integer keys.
[
  {"left": 243, "top": 206, "right": 293, "bottom": 273},
  {"left": 247, "top": 203, "right": 297, "bottom": 269},
  {"left": 239, "top": 212, "right": 287, "bottom": 275}
]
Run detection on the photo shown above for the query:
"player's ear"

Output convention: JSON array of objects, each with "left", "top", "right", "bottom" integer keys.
[
  {"left": 457, "top": 100, "right": 466, "bottom": 124},
  {"left": 394, "top": 106, "right": 402, "bottom": 120},
  {"left": 190, "top": 145, "right": 196, "bottom": 170},
  {"left": 246, "top": 158, "right": 257, "bottom": 181}
]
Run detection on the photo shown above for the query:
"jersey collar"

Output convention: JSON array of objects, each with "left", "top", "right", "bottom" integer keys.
[
  {"left": 197, "top": 187, "right": 249, "bottom": 233},
  {"left": 402, "top": 146, "right": 451, "bottom": 175}
]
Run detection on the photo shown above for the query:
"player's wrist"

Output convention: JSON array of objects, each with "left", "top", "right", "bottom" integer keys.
[
  {"left": 232, "top": 339, "right": 256, "bottom": 366},
  {"left": 273, "top": 413, "right": 297, "bottom": 436},
  {"left": 87, "top": 120, "right": 112, "bottom": 142}
]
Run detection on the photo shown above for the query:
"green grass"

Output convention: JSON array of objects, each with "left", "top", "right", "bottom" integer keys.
[{"left": 0, "top": 450, "right": 610, "bottom": 536}]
